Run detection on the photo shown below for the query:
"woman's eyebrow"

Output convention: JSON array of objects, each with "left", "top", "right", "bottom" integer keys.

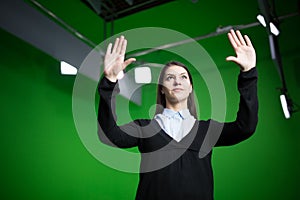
[
  {"left": 166, "top": 73, "right": 175, "bottom": 76},
  {"left": 166, "top": 72, "right": 187, "bottom": 76}
]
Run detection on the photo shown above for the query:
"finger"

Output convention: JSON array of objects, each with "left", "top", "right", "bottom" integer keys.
[
  {"left": 226, "top": 56, "right": 238, "bottom": 63},
  {"left": 116, "top": 36, "right": 124, "bottom": 54},
  {"left": 228, "top": 32, "right": 237, "bottom": 49},
  {"left": 230, "top": 29, "right": 241, "bottom": 46},
  {"left": 244, "top": 35, "right": 253, "bottom": 48},
  {"left": 112, "top": 37, "right": 120, "bottom": 53},
  {"left": 106, "top": 43, "right": 112, "bottom": 55},
  {"left": 120, "top": 38, "right": 127, "bottom": 56},
  {"left": 236, "top": 30, "right": 246, "bottom": 45},
  {"left": 123, "top": 58, "right": 136, "bottom": 69}
]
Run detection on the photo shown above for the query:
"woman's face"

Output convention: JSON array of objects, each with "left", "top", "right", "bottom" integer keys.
[{"left": 161, "top": 65, "right": 192, "bottom": 106}]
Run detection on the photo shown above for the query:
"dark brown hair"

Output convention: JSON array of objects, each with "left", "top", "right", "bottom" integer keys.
[{"left": 155, "top": 61, "right": 198, "bottom": 118}]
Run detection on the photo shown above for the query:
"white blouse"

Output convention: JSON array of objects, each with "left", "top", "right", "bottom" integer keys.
[{"left": 154, "top": 108, "right": 196, "bottom": 142}]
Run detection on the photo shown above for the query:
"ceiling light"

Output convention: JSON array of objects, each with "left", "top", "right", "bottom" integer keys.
[
  {"left": 256, "top": 14, "right": 280, "bottom": 36},
  {"left": 280, "top": 94, "right": 291, "bottom": 119},
  {"left": 257, "top": 14, "right": 266, "bottom": 27},
  {"left": 134, "top": 67, "right": 152, "bottom": 84},
  {"left": 270, "top": 22, "right": 280, "bottom": 36},
  {"left": 60, "top": 61, "right": 77, "bottom": 75}
]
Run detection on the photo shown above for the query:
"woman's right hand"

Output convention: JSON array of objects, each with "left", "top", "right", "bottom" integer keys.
[{"left": 104, "top": 35, "right": 136, "bottom": 82}]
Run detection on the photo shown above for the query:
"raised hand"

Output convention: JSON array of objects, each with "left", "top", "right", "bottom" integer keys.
[
  {"left": 104, "top": 36, "right": 136, "bottom": 82},
  {"left": 226, "top": 29, "right": 256, "bottom": 72}
]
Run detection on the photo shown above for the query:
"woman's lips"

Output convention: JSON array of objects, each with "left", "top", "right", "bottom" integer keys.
[{"left": 172, "top": 88, "right": 183, "bottom": 92}]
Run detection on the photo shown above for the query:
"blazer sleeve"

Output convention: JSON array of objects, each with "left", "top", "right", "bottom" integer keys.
[
  {"left": 215, "top": 67, "right": 258, "bottom": 146},
  {"left": 97, "top": 76, "right": 141, "bottom": 148}
]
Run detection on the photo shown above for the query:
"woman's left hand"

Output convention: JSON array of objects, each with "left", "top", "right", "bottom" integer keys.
[{"left": 226, "top": 29, "right": 256, "bottom": 72}]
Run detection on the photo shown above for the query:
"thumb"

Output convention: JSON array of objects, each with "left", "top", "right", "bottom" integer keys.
[
  {"left": 123, "top": 58, "right": 136, "bottom": 69},
  {"left": 226, "top": 56, "right": 238, "bottom": 63}
]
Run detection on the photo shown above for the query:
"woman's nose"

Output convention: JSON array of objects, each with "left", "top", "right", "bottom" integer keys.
[{"left": 173, "top": 77, "right": 182, "bottom": 85}]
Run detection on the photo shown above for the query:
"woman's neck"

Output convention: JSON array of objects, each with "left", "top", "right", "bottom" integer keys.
[{"left": 165, "top": 101, "right": 188, "bottom": 112}]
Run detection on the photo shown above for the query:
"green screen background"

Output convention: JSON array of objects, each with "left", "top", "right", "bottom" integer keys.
[{"left": 1, "top": 0, "right": 300, "bottom": 199}]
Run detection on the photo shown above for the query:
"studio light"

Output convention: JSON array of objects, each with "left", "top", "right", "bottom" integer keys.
[
  {"left": 134, "top": 67, "right": 152, "bottom": 84},
  {"left": 60, "top": 61, "right": 77, "bottom": 75},
  {"left": 256, "top": 14, "right": 266, "bottom": 27},
  {"left": 269, "top": 22, "right": 280, "bottom": 36},
  {"left": 256, "top": 14, "right": 280, "bottom": 36},
  {"left": 280, "top": 94, "right": 291, "bottom": 119}
]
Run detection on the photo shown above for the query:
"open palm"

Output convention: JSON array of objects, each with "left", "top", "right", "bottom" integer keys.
[
  {"left": 104, "top": 36, "right": 136, "bottom": 82},
  {"left": 226, "top": 29, "right": 256, "bottom": 72}
]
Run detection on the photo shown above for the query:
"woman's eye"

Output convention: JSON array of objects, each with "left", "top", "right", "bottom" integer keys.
[
  {"left": 181, "top": 75, "right": 188, "bottom": 79},
  {"left": 166, "top": 76, "right": 174, "bottom": 81}
]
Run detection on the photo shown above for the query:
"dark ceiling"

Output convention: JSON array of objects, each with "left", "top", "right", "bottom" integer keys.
[
  {"left": 1, "top": 0, "right": 299, "bottom": 68},
  {"left": 0, "top": 0, "right": 299, "bottom": 108},
  {"left": 82, "top": 0, "right": 174, "bottom": 21}
]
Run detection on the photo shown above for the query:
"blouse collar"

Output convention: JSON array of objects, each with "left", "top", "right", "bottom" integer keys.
[{"left": 162, "top": 108, "right": 192, "bottom": 120}]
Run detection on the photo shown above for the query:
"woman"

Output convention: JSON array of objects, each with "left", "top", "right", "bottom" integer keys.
[{"left": 98, "top": 29, "right": 258, "bottom": 199}]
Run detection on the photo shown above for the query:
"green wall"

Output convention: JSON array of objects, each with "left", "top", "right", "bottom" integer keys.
[{"left": 1, "top": 0, "right": 300, "bottom": 199}]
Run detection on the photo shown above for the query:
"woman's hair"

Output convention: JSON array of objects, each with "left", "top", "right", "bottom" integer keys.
[{"left": 155, "top": 61, "right": 198, "bottom": 118}]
